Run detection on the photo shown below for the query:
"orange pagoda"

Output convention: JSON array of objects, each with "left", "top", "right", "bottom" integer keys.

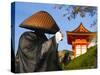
[{"left": 67, "top": 23, "right": 96, "bottom": 58}]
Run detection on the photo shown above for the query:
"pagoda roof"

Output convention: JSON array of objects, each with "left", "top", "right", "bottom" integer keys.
[
  {"left": 71, "top": 23, "right": 90, "bottom": 33},
  {"left": 66, "top": 23, "right": 96, "bottom": 44}
]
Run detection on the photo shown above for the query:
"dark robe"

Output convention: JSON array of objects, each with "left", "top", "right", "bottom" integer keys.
[{"left": 15, "top": 31, "right": 61, "bottom": 73}]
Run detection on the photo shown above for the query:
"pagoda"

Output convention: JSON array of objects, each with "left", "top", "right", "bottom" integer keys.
[{"left": 67, "top": 23, "right": 96, "bottom": 58}]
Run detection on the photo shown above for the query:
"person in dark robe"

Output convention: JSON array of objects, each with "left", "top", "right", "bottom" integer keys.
[{"left": 15, "top": 31, "right": 63, "bottom": 73}]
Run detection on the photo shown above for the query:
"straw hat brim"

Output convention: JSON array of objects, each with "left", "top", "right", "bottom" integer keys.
[{"left": 20, "top": 11, "right": 60, "bottom": 34}]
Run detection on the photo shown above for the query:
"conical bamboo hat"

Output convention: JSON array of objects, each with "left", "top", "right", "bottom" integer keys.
[{"left": 20, "top": 11, "right": 60, "bottom": 34}]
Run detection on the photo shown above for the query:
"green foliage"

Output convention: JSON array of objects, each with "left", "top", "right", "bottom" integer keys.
[{"left": 63, "top": 45, "right": 97, "bottom": 70}]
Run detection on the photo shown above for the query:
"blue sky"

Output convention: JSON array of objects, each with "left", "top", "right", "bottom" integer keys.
[{"left": 13, "top": 2, "right": 97, "bottom": 55}]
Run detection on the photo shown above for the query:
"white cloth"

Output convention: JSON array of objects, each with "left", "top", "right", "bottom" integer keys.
[{"left": 55, "top": 31, "right": 63, "bottom": 43}]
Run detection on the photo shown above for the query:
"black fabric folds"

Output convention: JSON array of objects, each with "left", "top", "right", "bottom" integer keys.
[{"left": 15, "top": 31, "right": 61, "bottom": 73}]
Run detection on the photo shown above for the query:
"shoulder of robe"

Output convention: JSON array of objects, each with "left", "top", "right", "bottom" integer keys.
[
  {"left": 18, "top": 31, "right": 38, "bottom": 50},
  {"left": 20, "top": 31, "right": 37, "bottom": 41}
]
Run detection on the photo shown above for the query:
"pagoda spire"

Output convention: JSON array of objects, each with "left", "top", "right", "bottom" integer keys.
[{"left": 72, "top": 22, "right": 90, "bottom": 32}]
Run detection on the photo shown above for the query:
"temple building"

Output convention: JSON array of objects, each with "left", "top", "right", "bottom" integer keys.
[{"left": 67, "top": 23, "right": 96, "bottom": 58}]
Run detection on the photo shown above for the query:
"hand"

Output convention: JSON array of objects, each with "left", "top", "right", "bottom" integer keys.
[{"left": 55, "top": 31, "right": 63, "bottom": 43}]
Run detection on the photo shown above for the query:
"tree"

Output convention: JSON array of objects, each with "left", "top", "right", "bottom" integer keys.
[{"left": 53, "top": 4, "right": 97, "bottom": 27}]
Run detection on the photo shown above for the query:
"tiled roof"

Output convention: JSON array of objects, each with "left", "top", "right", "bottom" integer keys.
[{"left": 72, "top": 23, "right": 90, "bottom": 33}]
